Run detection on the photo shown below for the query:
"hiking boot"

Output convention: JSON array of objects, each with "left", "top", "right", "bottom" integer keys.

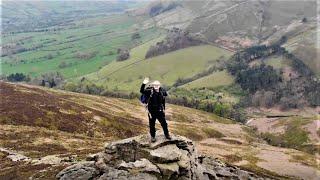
[
  {"left": 151, "top": 137, "right": 156, "bottom": 143},
  {"left": 165, "top": 135, "right": 172, "bottom": 140}
]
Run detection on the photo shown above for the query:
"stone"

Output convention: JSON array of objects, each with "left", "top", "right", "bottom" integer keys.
[
  {"left": 177, "top": 150, "right": 190, "bottom": 169},
  {"left": 0, "top": 148, "right": 31, "bottom": 162},
  {"left": 56, "top": 161, "right": 99, "bottom": 180},
  {"left": 86, "top": 153, "right": 98, "bottom": 161},
  {"left": 156, "top": 162, "right": 180, "bottom": 178},
  {"left": 150, "top": 144, "right": 182, "bottom": 163},
  {"left": 33, "top": 155, "right": 63, "bottom": 165},
  {"left": 118, "top": 158, "right": 160, "bottom": 174}
]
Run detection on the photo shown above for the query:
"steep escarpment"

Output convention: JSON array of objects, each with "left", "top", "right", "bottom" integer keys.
[{"left": 57, "top": 134, "right": 266, "bottom": 180}]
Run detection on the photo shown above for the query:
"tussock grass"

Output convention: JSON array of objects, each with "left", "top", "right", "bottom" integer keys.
[
  {"left": 202, "top": 127, "right": 225, "bottom": 138},
  {"left": 260, "top": 117, "right": 317, "bottom": 154}
]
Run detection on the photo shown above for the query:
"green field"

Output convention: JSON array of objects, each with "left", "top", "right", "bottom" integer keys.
[
  {"left": 181, "top": 70, "right": 234, "bottom": 89},
  {"left": 1, "top": 13, "right": 162, "bottom": 79},
  {"left": 85, "top": 43, "right": 233, "bottom": 92},
  {"left": 283, "top": 28, "right": 319, "bottom": 76},
  {"left": 1, "top": 1, "right": 147, "bottom": 32},
  {"left": 263, "top": 56, "right": 291, "bottom": 69}
]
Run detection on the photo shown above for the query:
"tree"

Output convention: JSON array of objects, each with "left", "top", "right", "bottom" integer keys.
[
  {"left": 58, "top": 61, "right": 68, "bottom": 68},
  {"left": 235, "top": 64, "right": 281, "bottom": 93},
  {"left": 302, "top": 17, "right": 307, "bottom": 23},
  {"left": 116, "top": 49, "right": 130, "bottom": 61},
  {"left": 35, "top": 72, "right": 64, "bottom": 88},
  {"left": 6, "top": 73, "right": 29, "bottom": 82},
  {"left": 131, "top": 33, "right": 141, "bottom": 40},
  {"left": 108, "top": 51, "right": 114, "bottom": 56},
  {"left": 46, "top": 53, "right": 54, "bottom": 59}
]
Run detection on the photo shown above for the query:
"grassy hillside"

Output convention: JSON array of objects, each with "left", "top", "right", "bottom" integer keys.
[
  {"left": 284, "top": 28, "right": 319, "bottom": 76},
  {"left": 85, "top": 43, "right": 233, "bottom": 91},
  {"left": 1, "top": 1, "right": 147, "bottom": 32},
  {"left": 247, "top": 108, "right": 319, "bottom": 154},
  {"left": 181, "top": 70, "right": 234, "bottom": 89},
  {"left": 0, "top": 82, "right": 318, "bottom": 179},
  {"left": 0, "top": 9, "right": 160, "bottom": 78},
  {"left": 143, "top": 0, "right": 316, "bottom": 46}
]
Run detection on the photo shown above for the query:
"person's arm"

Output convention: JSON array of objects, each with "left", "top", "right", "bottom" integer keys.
[
  {"left": 140, "top": 77, "right": 150, "bottom": 94},
  {"left": 140, "top": 83, "right": 146, "bottom": 94}
]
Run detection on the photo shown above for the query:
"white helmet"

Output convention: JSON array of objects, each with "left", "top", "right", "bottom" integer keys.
[
  {"left": 152, "top": 80, "right": 161, "bottom": 86},
  {"left": 152, "top": 80, "right": 161, "bottom": 90}
]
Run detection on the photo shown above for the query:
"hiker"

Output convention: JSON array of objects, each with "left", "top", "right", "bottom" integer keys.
[{"left": 140, "top": 77, "right": 171, "bottom": 142}]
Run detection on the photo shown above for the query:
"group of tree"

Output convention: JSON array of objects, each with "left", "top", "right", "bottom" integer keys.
[
  {"left": 6, "top": 73, "right": 30, "bottom": 82},
  {"left": 235, "top": 64, "right": 281, "bottom": 93},
  {"left": 74, "top": 51, "right": 97, "bottom": 60},
  {"left": 2, "top": 43, "right": 45, "bottom": 57},
  {"left": 4, "top": 71, "right": 66, "bottom": 89},
  {"left": 226, "top": 37, "right": 320, "bottom": 109},
  {"left": 116, "top": 48, "right": 130, "bottom": 61},
  {"left": 64, "top": 79, "right": 105, "bottom": 95},
  {"left": 149, "top": 1, "right": 180, "bottom": 17},
  {"left": 2, "top": 44, "right": 27, "bottom": 57},
  {"left": 166, "top": 96, "right": 246, "bottom": 123},
  {"left": 31, "top": 72, "right": 64, "bottom": 88},
  {"left": 131, "top": 33, "right": 141, "bottom": 40},
  {"left": 58, "top": 61, "right": 77, "bottom": 69},
  {"left": 145, "top": 28, "right": 206, "bottom": 59}
]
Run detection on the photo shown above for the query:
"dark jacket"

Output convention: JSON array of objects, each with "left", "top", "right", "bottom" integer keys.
[{"left": 140, "top": 83, "right": 168, "bottom": 111}]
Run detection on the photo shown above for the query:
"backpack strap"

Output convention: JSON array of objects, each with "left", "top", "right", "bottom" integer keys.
[{"left": 146, "top": 88, "right": 153, "bottom": 106}]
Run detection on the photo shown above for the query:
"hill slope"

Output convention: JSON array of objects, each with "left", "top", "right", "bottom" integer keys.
[
  {"left": 139, "top": 0, "right": 317, "bottom": 48},
  {"left": 0, "top": 82, "right": 318, "bottom": 179},
  {"left": 1, "top": 13, "right": 161, "bottom": 78},
  {"left": 181, "top": 70, "right": 234, "bottom": 89},
  {"left": 84, "top": 40, "right": 233, "bottom": 91}
]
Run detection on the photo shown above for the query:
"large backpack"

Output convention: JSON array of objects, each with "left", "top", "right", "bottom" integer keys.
[{"left": 140, "top": 88, "right": 153, "bottom": 105}]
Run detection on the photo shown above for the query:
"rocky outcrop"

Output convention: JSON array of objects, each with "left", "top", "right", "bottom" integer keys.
[
  {"left": 56, "top": 134, "right": 267, "bottom": 180},
  {"left": 145, "top": 28, "right": 207, "bottom": 59}
]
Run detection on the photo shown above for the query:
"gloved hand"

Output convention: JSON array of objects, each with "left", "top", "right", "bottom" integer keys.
[{"left": 143, "top": 77, "right": 149, "bottom": 84}]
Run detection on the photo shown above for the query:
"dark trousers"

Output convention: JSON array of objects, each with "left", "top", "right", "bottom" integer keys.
[{"left": 148, "top": 110, "right": 169, "bottom": 138}]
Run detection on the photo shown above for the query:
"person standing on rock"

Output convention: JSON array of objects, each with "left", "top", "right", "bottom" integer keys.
[{"left": 140, "top": 77, "right": 171, "bottom": 142}]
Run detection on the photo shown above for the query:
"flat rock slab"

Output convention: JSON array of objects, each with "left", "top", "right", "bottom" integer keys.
[
  {"left": 56, "top": 161, "right": 99, "bottom": 180},
  {"left": 119, "top": 158, "right": 160, "bottom": 174},
  {"left": 0, "top": 148, "right": 31, "bottom": 162},
  {"left": 150, "top": 144, "right": 182, "bottom": 163},
  {"left": 156, "top": 162, "right": 180, "bottom": 178}
]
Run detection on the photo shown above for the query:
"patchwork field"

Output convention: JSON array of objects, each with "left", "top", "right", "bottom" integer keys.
[
  {"left": 1, "top": 13, "right": 162, "bottom": 79},
  {"left": 85, "top": 43, "right": 233, "bottom": 91}
]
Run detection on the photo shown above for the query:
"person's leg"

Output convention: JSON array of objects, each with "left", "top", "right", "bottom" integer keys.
[
  {"left": 149, "top": 112, "right": 156, "bottom": 138},
  {"left": 157, "top": 111, "right": 170, "bottom": 138}
]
